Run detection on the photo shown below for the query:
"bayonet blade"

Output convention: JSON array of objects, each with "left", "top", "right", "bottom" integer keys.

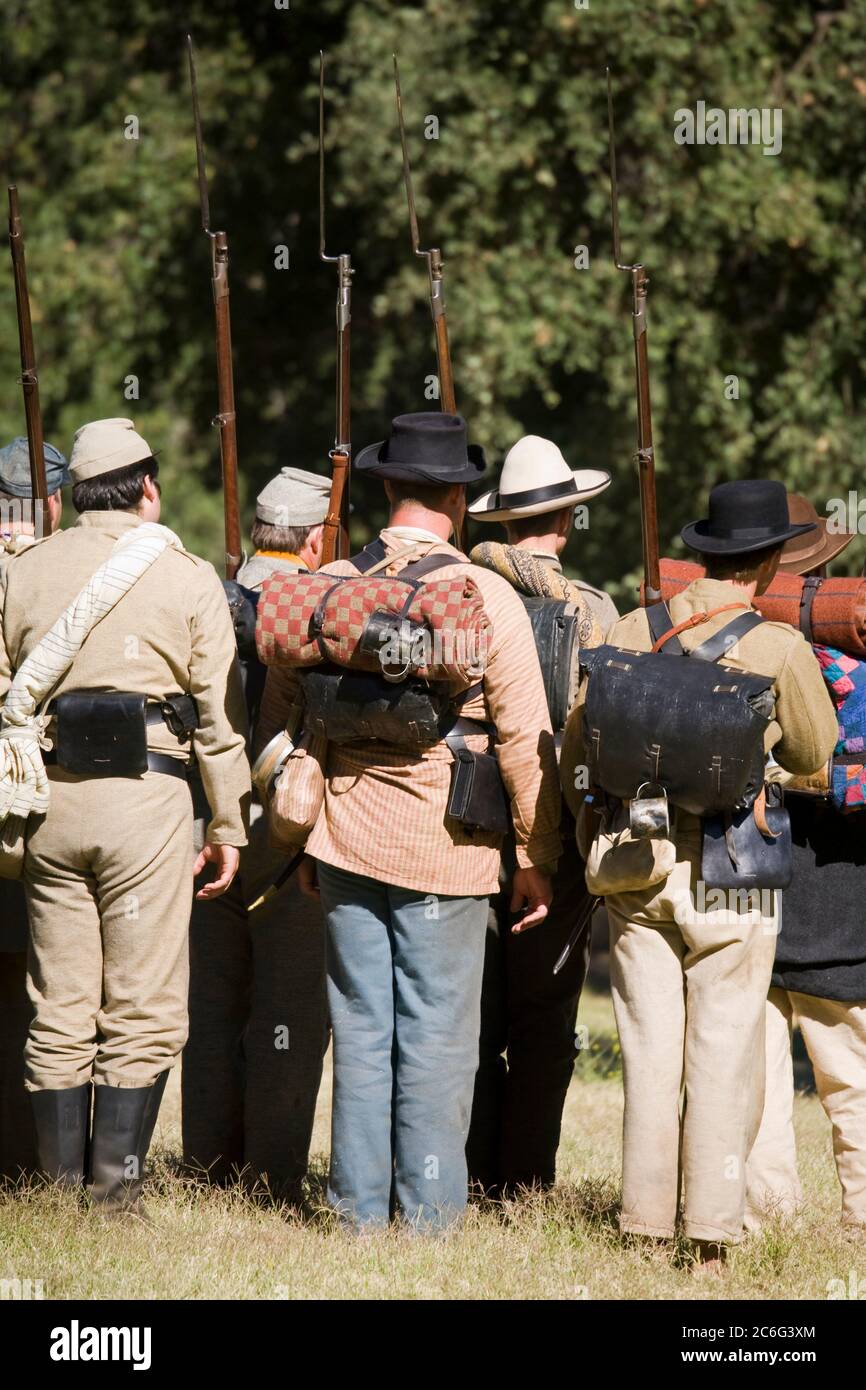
[
  {"left": 393, "top": 54, "right": 422, "bottom": 255},
  {"left": 187, "top": 33, "right": 211, "bottom": 234}
]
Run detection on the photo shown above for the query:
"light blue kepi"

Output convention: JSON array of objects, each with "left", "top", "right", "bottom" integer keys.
[{"left": 0, "top": 436, "right": 70, "bottom": 498}]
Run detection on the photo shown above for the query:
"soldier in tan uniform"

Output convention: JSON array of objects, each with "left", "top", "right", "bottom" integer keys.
[
  {"left": 183, "top": 467, "right": 329, "bottom": 1201},
  {"left": 465, "top": 435, "right": 615, "bottom": 1193},
  {"left": 257, "top": 413, "right": 562, "bottom": 1230},
  {"left": 0, "top": 437, "right": 68, "bottom": 1182},
  {"left": 561, "top": 480, "right": 837, "bottom": 1269},
  {"left": 0, "top": 418, "right": 250, "bottom": 1214}
]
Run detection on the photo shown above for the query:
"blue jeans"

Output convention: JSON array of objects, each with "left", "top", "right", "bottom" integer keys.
[{"left": 318, "top": 862, "right": 488, "bottom": 1230}]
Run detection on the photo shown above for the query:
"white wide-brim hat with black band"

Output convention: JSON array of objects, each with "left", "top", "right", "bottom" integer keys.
[
  {"left": 468, "top": 435, "right": 611, "bottom": 522},
  {"left": 69, "top": 418, "right": 156, "bottom": 483}
]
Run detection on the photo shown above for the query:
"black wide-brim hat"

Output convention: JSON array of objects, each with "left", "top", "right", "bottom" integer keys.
[
  {"left": 354, "top": 412, "right": 486, "bottom": 484},
  {"left": 681, "top": 479, "right": 816, "bottom": 556}
]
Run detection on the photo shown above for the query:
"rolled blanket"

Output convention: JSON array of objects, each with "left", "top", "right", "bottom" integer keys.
[
  {"left": 469, "top": 540, "right": 601, "bottom": 647},
  {"left": 256, "top": 569, "right": 490, "bottom": 685},
  {"left": 646, "top": 559, "right": 866, "bottom": 656}
]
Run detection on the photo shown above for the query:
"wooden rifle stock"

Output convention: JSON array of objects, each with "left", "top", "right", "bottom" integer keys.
[
  {"left": 631, "top": 266, "right": 660, "bottom": 602},
  {"left": 7, "top": 185, "right": 48, "bottom": 514},
  {"left": 210, "top": 231, "right": 242, "bottom": 579}
]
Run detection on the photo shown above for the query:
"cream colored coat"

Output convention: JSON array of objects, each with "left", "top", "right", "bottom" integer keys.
[{"left": 0, "top": 511, "right": 250, "bottom": 845}]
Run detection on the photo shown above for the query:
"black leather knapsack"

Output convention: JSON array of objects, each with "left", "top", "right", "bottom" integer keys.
[{"left": 581, "top": 602, "right": 775, "bottom": 816}]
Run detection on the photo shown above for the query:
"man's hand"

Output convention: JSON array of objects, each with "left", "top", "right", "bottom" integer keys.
[
  {"left": 194, "top": 843, "right": 241, "bottom": 900},
  {"left": 510, "top": 866, "right": 553, "bottom": 933},
  {"left": 297, "top": 854, "right": 320, "bottom": 898}
]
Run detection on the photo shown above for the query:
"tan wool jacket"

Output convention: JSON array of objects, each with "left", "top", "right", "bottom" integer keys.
[
  {"left": 0, "top": 511, "right": 250, "bottom": 846},
  {"left": 560, "top": 576, "right": 839, "bottom": 825},
  {"left": 257, "top": 528, "right": 562, "bottom": 897}
]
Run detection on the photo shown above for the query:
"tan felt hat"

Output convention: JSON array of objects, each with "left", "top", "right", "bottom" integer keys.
[
  {"left": 256, "top": 467, "right": 331, "bottom": 527},
  {"left": 69, "top": 418, "right": 155, "bottom": 483},
  {"left": 469, "top": 435, "right": 611, "bottom": 522},
  {"left": 778, "top": 492, "right": 857, "bottom": 575}
]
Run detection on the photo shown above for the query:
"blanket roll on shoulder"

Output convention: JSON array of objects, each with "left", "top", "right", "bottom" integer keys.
[
  {"left": 255, "top": 569, "right": 491, "bottom": 685},
  {"left": 646, "top": 560, "right": 866, "bottom": 657}
]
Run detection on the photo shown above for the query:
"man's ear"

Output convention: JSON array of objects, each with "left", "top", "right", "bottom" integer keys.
[{"left": 309, "top": 523, "right": 325, "bottom": 557}]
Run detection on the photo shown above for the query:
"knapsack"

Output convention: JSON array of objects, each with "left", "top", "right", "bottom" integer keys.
[
  {"left": 519, "top": 596, "right": 581, "bottom": 732},
  {"left": 298, "top": 539, "right": 486, "bottom": 752},
  {"left": 581, "top": 601, "right": 775, "bottom": 817}
]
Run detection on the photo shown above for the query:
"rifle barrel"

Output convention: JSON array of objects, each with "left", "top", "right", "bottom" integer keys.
[
  {"left": 606, "top": 70, "right": 661, "bottom": 604},
  {"left": 319, "top": 52, "right": 352, "bottom": 563},
  {"left": 7, "top": 185, "right": 47, "bottom": 509}
]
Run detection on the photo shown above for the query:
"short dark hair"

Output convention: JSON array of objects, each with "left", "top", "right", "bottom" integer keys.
[
  {"left": 250, "top": 518, "right": 316, "bottom": 554},
  {"left": 700, "top": 543, "right": 782, "bottom": 583},
  {"left": 506, "top": 506, "right": 574, "bottom": 542},
  {"left": 386, "top": 479, "right": 460, "bottom": 510},
  {"left": 72, "top": 457, "right": 159, "bottom": 513}
]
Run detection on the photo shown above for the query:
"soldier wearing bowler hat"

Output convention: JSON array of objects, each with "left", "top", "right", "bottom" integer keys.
[{"left": 561, "top": 478, "right": 837, "bottom": 1270}]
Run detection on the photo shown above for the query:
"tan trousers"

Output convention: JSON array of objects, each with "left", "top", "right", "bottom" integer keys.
[
  {"left": 746, "top": 987, "right": 866, "bottom": 1230},
  {"left": 607, "top": 823, "right": 778, "bottom": 1245},
  {"left": 24, "top": 768, "right": 194, "bottom": 1090},
  {"left": 182, "top": 806, "right": 327, "bottom": 1195}
]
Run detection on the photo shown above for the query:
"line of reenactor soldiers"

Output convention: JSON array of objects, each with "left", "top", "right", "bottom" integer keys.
[{"left": 2, "top": 412, "right": 863, "bottom": 1276}]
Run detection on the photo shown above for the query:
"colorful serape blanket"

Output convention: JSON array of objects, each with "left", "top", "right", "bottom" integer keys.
[{"left": 814, "top": 645, "right": 866, "bottom": 811}]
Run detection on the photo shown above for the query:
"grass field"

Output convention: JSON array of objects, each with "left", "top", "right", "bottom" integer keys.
[{"left": 1, "top": 985, "right": 862, "bottom": 1302}]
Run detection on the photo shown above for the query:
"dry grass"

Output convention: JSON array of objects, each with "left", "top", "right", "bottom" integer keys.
[{"left": 1, "top": 988, "right": 863, "bottom": 1301}]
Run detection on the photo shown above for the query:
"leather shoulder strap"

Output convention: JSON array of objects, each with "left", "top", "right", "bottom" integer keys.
[
  {"left": 691, "top": 610, "right": 765, "bottom": 663},
  {"left": 799, "top": 575, "right": 822, "bottom": 641},
  {"left": 645, "top": 601, "right": 683, "bottom": 656},
  {"left": 401, "top": 551, "right": 469, "bottom": 582},
  {"left": 350, "top": 537, "right": 388, "bottom": 573}
]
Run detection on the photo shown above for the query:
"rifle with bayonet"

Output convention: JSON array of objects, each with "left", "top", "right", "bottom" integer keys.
[
  {"left": 187, "top": 32, "right": 243, "bottom": 581},
  {"left": 606, "top": 69, "right": 661, "bottom": 605},
  {"left": 318, "top": 52, "right": 352, "bottom": 566},
  {"left": 7, "top": 185, "right": 48, "bottom": 516},
  {"left": 393, "top": 55, "right": 467, "bottom": 554}
]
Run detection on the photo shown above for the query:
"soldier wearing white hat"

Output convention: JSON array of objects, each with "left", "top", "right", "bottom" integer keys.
[
  {"left": 468, "top": 434, "right": 618, "bottom": 631},
  {"left": 182, "top": 464, "right": 329, "bottom": 1203},
  {"left": 466, "top": 434, "right": 617, "bottom": 1195},
  {"left": 0, "top": 417, "right": 250, "bottom": 1215}
]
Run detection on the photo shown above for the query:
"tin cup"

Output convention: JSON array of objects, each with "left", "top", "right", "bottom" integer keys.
[{"left": 629, "top": 782, "right": 670, "bottom": 840}]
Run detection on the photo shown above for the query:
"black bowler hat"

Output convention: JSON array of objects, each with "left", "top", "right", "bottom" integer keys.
[
  {"left": 681, "top": 479, "right": 816, "bottom": 556},
  {"left": 354, "top": 413, "right": 486, "bottom": 484}
]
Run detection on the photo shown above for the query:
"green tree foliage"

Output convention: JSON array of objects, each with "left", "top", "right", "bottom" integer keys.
[{"left": 1, "top": 0, "right": 864, "bottom": 596}]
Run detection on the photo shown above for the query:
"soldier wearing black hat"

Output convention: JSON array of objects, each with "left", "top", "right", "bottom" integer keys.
[
  {"left": 0, "top": 436, "right": 69, "bottom": 1182},
  {"left": 255, "top": 412, "right": 562, "bottom": 1231},
  {"left": 561, "top": 479, "right": 837, "bottom": 1271}
]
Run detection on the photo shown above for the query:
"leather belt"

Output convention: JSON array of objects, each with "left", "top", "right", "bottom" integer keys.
[{"left": 42, "top": 750, "right": 190, "bottom": 781}]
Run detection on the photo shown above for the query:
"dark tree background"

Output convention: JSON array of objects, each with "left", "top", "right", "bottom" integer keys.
[{"left": 1, "top": 0, "right": 864, "bottom": 599}]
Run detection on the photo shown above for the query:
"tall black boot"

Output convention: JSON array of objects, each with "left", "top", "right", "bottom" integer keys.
[
  {"left": 89, "top": 1072, "right": 168, "bottom": 1213},
  {"left": 30, "top": 1083, "right": 92, "bottom": 1187}
]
